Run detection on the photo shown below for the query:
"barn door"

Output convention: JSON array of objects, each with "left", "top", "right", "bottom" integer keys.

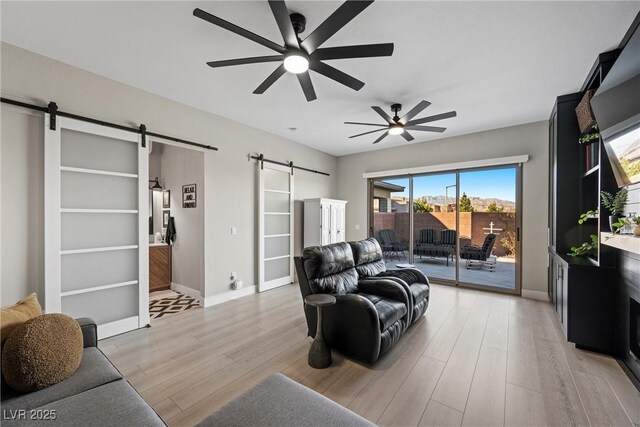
[
  {"left": 258, "top": 162, "right": 294, "bottom": 292},
  {"left": 44, "top": 115, "right": 148, "bottom": 338}
]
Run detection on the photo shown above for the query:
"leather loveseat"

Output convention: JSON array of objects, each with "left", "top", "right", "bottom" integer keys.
[{"left": 294, "top": 239, "right": 429, "bottom": 364}]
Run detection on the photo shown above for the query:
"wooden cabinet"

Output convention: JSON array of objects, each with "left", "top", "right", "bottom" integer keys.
[
  {"left": 549, "top": 252, "right": 615, "bottom": 353},
  {"left": 304, "top": 199, "right": 347, "bottom": 248},
  {"left": 150, "top": 244, "right": 171, "bottom": 292}
]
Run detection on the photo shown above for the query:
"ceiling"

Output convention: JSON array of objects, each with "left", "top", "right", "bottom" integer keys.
[{"left": 2, "top": 1, "right": 638, "bottom": 156}]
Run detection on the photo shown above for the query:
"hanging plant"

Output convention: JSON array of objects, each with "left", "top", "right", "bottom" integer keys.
[{"left": 579, "top": 123, "right": 600, "bottom": 144}]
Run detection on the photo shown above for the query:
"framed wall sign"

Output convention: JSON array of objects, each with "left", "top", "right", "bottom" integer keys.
[
  {"left": 182, "top": 184, "right": 197, "bottom": 208},
  {"left": 162, "top": 190, "right": 170, "bottom": 208},
  {"left": 163, "top": 210, "right": 170, "bottom": 227}
]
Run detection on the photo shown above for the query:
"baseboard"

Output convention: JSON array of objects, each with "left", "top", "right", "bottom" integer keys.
[
  {"left": 97, "top": 316, "right": 139, "bottom": 339},
  {"left": 203, "top": 285, "right": 257, "bottom": 308},
  {"left": 522, "top": 289, "right": 550, "bottom": 301},
  {"left": 171, "top": 282, "right": 202, "bottom": 304}
]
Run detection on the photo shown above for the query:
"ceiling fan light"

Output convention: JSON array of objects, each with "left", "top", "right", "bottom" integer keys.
[
  {"left": 284, "top": 54, "right": 309, "bottom": 74},
  {"left": 388, "top": 124, "right": 404, "bottom": 135}
]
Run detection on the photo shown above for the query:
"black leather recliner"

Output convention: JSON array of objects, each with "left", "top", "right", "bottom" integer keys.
[
  {"left": 349, "top": 238, "right": 430, "bottom": 324},
  {"left": 294, "top": 242, "right": 411, "bottom": 364}
]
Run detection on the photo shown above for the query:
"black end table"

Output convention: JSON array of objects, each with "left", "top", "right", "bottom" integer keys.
[{"left": 304, "top": 294, "right": 336, "bottom": 369}]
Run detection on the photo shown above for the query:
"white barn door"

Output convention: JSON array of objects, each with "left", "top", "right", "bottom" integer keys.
[
  {"left": 258, "top": 162, "right": 294, "bottom": 292},
  {"left": 44, "top": 115, "right": 149, "bottom": 338}
]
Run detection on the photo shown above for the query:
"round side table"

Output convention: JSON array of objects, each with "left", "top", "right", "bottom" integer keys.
[{"left": 304, "top": 294, "right": 336, "bottom": 369}]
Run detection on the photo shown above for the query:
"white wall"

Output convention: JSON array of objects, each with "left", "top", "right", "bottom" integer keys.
[
  {"left": 335, "top": 121, "right": 549, "bottom": 294},
  {"left": 157, "top": 143, "right": 204, "bottom": 296},
  {"left": 0, "top": 43, "right": 336, "bottom": 306},
  {"left": 0, "top": 108, "right": 45, "bottom": 304}
]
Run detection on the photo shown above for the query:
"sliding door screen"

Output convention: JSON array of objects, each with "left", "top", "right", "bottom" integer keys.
[
  {"left": 45, "top": 116, "right": 148, "bottom": 338},
  {"left": 258, "top": 162, "right": 294, "bottom": 292}
]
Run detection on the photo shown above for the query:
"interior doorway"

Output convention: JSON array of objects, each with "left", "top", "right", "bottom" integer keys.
[
  {"left": 369, "top": 164, "right": 522, "bottom": 294},
  {"left": 148, "top": 139, "right": 204, "bottom": 320}
]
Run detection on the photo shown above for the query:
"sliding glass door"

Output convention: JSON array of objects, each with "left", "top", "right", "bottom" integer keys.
[
  {"left": 370, "top": 177, "right": 410, "bottom": 266},
  {"left": 412, "top": 173, "right": 457, "bottom": 283},
  {"left": 458, "top": 167, "right": 519, "bottom": 291},
  {"left": 368, "top": 165, "right": 521, "bottom": 294}
]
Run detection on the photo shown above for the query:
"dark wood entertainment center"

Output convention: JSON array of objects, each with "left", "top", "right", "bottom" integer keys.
[
  {"left": 548, "top": 53, "right": 618, "bottom": 354},
  {"left": 548, "top": 13, "right": 640, "bottom": 389}
]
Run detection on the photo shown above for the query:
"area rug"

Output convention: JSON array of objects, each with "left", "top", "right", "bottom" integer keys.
[{"left": 149, "top": 293, "right": 199, "bottom": 319}]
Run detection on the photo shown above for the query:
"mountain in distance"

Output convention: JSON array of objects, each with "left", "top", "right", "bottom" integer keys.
[{"left": 405, "top": 195, "right": 516, "bottom": 212}]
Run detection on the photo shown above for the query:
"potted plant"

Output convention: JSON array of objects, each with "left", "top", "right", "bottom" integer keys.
[
  {"left": 601, "top": 188, "right": 628, "bottom": 232},
  {"left": 634, "top": 217, "right": 640, "bottom": 237}
]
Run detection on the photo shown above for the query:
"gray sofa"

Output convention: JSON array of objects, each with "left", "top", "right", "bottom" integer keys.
[{"left": 1, "top": 318, "right": 165, "bottom": 426}]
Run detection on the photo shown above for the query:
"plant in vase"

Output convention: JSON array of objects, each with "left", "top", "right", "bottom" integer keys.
[
  {"left": 633, "top": 217, "right": 640, "bottom": 236},
  {"left": 601, "top": 188, "right": 628, "bottom": 232}
]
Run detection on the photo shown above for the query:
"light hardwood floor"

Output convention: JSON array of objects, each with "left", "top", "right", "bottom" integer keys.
[{"left": 101, "top": 283, "right": 640, "bottom": 427}]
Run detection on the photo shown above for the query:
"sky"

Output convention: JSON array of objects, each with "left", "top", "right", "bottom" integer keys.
[{"left": 383, "top": 167, "right": 516, "bottom": 202}]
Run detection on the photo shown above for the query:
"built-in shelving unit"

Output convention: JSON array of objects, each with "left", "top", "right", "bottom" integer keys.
[
  {"left": 577, "top": 51, "right": 619, "bottom": 267},
  {"left": 547, "top": 51, "right": 619, "bottom": 354}
]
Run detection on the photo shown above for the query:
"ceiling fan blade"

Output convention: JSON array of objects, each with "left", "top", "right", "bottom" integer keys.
[
  {"left": 371, "top": 106, "right": 394, "bottom": 124},
  {"left": 406, "top": 111, "right": 457, "bottom": 126},
  {"left": 194, "top": 8, "right": 286, "bottom": 54},
  {"left": 300, "top": 0, "right": 373, "bottom": 53},
  {"left": 404, "top": 125, "right": 447, "bottom": 133},
  {"left": 297, "top": 71, "right": 317, "bottom": 102},
  {"left": 349, "top": 128, "right": 387, "bottom": 138},
  {"left": 344, "top": 121, "right": 388, "bottom": 127},
  {"left": 372, "top": 131, "right": 389, "bottom": 144},
  {"left": 400, "top": 100, "right": 431, "bottom": 124},
  {"left": 268, "top": 1, "right": 299, "bottom": 48},
  {"left": 400, "top": 131, "right": 415, "bottom": 142},
  {"left": 312, "top": 43, "right": 394, "bottom": 61},
  {"left": 253, "top": 64, "right": 287, "bottom": 94},
  {"left": 309, "top": 60, "right": 364, "bottom": 91},
  {"left": 207, "top": 55, "right": 284, "bottom": 68}
]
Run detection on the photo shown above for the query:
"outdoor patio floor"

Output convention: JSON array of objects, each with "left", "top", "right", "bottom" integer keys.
[{"left": 384, "top": 251, "right": 516, "bottom": 290}]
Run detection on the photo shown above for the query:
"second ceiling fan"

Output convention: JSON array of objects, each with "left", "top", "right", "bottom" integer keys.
[
  {"left": 346, "top": 101, "right": 457, "bottom": 144},
  {"left": 194, "top": 0, "right": 394, "bottom": 102}
]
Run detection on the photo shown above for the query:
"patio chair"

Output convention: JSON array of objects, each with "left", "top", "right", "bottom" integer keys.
[
  {"left": 376, "top": 229, "right": 408, "bottom": 261},
  {"left": 438, "top": 229, "right": 457, "bottom": 265},
  {"left": 416, "top": 229, "right": 438, "bottom": 248},
  {"left": 460, "top": 233, "right": 497, "bottom": 271},
  {"left": 414, "top": 228, "right": 437, "bottom": 259}
]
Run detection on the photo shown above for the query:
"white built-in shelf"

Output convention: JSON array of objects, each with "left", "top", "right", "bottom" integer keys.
[
  {"left": 264, "top": 212, "right": 291, "bottom": 215},
  {"left": 61, "top": 209, "right": 138, "bottom": 214},
  {"left": 61, "top": 280, "right": 138, "bottom": 297},
  {"left": 264, "top": 189, "right": 290, "bottom": 194},
  {"left": 60, "top": 166, "right": 138, "bottom": 178},
  {"left": 61, "top": 245, "right": 138, "bottom": 255},
  {"left": 264, "top": 255, "right": 291, "bottom": 262},
  {"left": 264, "top": 234, "right": 291, "bottom": 238},
  {"left": 601, "top": 232, "right": 640, "bottom": 255}
]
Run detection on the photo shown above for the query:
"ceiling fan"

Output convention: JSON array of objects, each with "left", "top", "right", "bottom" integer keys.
[
  {"left": 345, "top": 101, "right": 457, "bottom": 144},
  {"left": 193, "top": 1, "right": 394, "bottom": 102}
]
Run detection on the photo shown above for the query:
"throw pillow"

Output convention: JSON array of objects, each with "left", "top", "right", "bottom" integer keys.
[
  {"left": 2, "top": 313, "right": 83, "bottom": 392},
  {"left": 0, "top": 293, "right": 42, "bottom": 343}
]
